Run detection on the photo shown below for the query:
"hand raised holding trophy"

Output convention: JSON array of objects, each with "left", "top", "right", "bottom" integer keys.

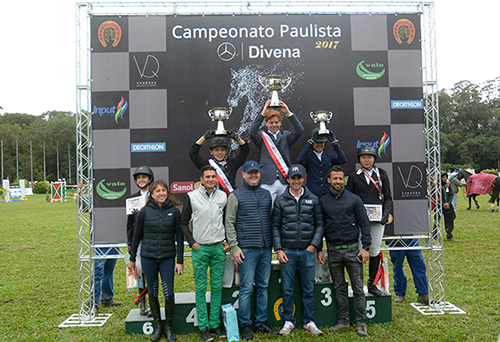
[
  {"left": 310, "top": 110, "right": 338, "bottom": 144},
  {"left": 208, "top": 107, "right": 233, "bottom": 135},
  {"left": 259, "top": 75, "right": 292, "bottom": 107}
]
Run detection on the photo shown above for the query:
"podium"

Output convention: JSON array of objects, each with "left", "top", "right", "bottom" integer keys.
[{"left": 125, "top": 268, "right": 392, "bottom": 335}]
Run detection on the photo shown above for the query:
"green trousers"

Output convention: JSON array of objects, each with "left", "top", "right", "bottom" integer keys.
[{"left": 192, "top": 243, "right": 226, "bottom": 330}]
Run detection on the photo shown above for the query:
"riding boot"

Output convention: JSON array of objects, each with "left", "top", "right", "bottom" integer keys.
[
  {"left": 139, "top": 288, "right": 150, "bottom": 316},
  {"left": 164, "top": 297, "right": 176, "bottom": 342},
  {"left": 149, "top": 296, "right": 163, "bottom": 342},
  {"left": 367, "top": 255, "right": 384, "bottom": 297}
]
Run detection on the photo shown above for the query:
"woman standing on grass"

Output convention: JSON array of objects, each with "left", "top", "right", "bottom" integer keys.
[
  {"left": 127, "top": 180, "right": 184, "bottom": 342},
  {"left": 345, "top": 145, "right": 393, "bottom": 297}
]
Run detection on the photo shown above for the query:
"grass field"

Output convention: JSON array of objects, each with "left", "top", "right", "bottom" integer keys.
[{"left": 0, "top": 193, "right": 499, "bottom": 341}]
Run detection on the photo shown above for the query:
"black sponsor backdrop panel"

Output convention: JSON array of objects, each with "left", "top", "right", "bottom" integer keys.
[
  {"left": 93, "top": 168, "right": 131, "bottom": 208},
  {"left": 90, "top": 13, "right": 428, "bottom": 239},
  {"left": 390, "top": 87, "right": 424, "bottom": 124},
  {"left": 92, "top": 91, "right": 130, "bottom": 130},
  {"left": 91, "top": 16, "right": 129, "bottom": 53}
]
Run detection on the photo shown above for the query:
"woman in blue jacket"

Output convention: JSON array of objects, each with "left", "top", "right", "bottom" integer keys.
[{"left": 127, "top": 180, "right": 184, "bottom": 342}]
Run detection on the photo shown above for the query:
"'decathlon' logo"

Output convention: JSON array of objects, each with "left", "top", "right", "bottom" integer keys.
[
  {"left": 393, "top": 19, "right": 415, "bottom": 45},
  {"left": 378, "top": 132, "right": 391, "bottom": 158},
  {"left": 98, "top": 21, "right": 122, "bottom": 47},
  {"left": 356, "top": 60, "right": 386, "bottom": 80},
  {"left": 96, "top": 179, "right": 127, "bottom": 200}
]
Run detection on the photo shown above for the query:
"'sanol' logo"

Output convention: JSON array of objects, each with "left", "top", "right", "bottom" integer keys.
[
  {"left": 393, "top": 19, "right": 415, "bottom": 45},
  {"left": 98, "top": 21, "right": 122, "bottom": 47}
]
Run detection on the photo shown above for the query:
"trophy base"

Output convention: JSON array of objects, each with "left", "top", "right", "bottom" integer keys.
[
  {"left": 270, "top": 91, "right": 281, "bottom": 107},
  {"left": 215, "top": 130, "right": 227, "bottom": 136}
]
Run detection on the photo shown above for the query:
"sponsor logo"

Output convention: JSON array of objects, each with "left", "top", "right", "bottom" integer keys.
[
  {"left": 356, "top": 132, "right": 391, "bottom": 158},
  {"left": 96, "top": 179, "right": 127, "bottom": 200},
  {"left": 273, "top": 298, "right": 295, "bottom": 321},
  {"left": 217, "top": 42, "right": 237, "bottom": 61},
  {"left": 133, "top": 54, "right": 160, "bottom": 78},
  {"left": 356, "top": 60, "right": 385, "bottom": 80},
  {"left": 391, "top": 100, "right": 423, "bottom": 109},
  {"left": 131, "top": 142, "right": 166, "bottom": 153},
  {"left": 397, "top": 165, "right": 424, "bottom": 189},
  {"left": 98, "top": 21, "right": 122, "bottom": 47},
  {"left": 92, "top": 97, "right": 128, "bottom": 124},
  {"left": 393, "top": 19, "right": 415, "bottom": 45},
  {"left": 171, "top": 182, "right": 195, "bottom": 193}
]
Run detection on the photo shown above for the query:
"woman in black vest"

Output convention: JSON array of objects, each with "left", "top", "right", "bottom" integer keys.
[
  {"left": 127, "top": 180, "right": 184, "bottom": 342},
  {"left": 346, "top": 145, "right": 393, "bottom": 297}
]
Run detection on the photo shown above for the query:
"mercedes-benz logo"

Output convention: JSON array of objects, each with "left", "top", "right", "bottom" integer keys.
[{"left": 217, "top": 42, "right": 236, "bottom": 61}]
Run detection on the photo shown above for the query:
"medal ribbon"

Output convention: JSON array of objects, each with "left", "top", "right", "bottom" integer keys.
[
  {"left": 262, "top": 131, "right": 289, "bottom": 179},
  {"left": 209, "top": 159, "right": 234, "bottom": 195},
  {"left": 362, "top": 168, "right": 383, "bottom": 200},
  {"left": 373, "top": 252, "right": 386, "bottom": 290}
]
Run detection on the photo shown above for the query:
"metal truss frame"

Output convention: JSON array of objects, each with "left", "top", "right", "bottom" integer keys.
[{"left": 72, "top": 0, "right": 454, "bottom": 326}]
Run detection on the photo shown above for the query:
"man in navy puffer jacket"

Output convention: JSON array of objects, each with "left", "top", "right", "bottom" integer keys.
[{"left": 272, "top": 166, "right": 324, "bottom": 336}]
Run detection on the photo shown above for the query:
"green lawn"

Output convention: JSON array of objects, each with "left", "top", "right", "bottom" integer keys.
[{"left": 0, "top": 193, "right": 499, "bottom": 341}]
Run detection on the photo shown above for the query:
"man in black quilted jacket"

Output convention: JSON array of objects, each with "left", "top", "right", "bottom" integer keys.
[{"left": 272, "top": 166, "right": 325, "bottom": 336}]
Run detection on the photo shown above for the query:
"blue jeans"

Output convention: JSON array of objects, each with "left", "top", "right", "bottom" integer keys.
[
  {"left": 389, "top": 241, "right": 428, "bottom": 297},
  {"left": 280, "top": 248, "right": 316, "bottom": 325},
  {"left": 327, "top": 244, "right": 366, "bottom": 326},
  {"left": 94, "top": 247, "right": 118, "bottom": 307},
  {"left": 238, "top": 247, "right": 272, "bottom": 327},
  {"left": 451, "top": 193, "right": 458, "bottom": 210}
]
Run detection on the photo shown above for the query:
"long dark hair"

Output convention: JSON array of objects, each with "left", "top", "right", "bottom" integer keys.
[{"left": 145, "top": 180, "right": 182, "bottom": 207}]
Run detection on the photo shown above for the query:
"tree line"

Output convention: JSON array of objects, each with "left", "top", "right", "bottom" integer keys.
[
  {"left": 439, "top": 76, "right": 500, "bottom": 172},
  {"left": 1, "top": 77, "right": 499, "bottom": 183},
  {"left": 0, "top": 111, "right": 75, "bottom": 183}
]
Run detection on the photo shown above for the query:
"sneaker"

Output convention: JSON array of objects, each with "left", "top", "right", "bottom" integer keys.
[
  {"left": 303, "top": 321, "right": 322, "bottom": 336},
  {"left": 357, "top": 325, "right": 368, "bottom": 337},
  {"left": 201, "top": 327, "right": 214, "bottom": 342},
  {"left": 328, "top": 323, "right": 350, "bottom": 332},
  {"left": 253, "top": 322, "right": 278, "bottom": 335},
  {"left": 210, "top": 326, "right": 226, "bottom": 338},
  {"left": 102, "top": 300, "right": 123, "bottom": 307},
  {"left": 394, "top": 295, "right": 405, "bottom": 303},
  {"left": 279, "top": 321, "right": 295, "bottom": 335},
  {"left": 417, "top": 294, "right": 430, "bottom": 305},
  {"left": 240, "top": 324, "right": 253, "bottom": 340}
]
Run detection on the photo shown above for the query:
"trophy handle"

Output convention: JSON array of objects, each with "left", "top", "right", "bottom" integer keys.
[
  {"left": 309, "top": 112, "right": 317, "bottom": 123},
  {"left": 326, "top": 111, "right": 333, "bottom": 122},
  {"left": 208, "top": 109, "right": 215, "bottom": 121},
  {"left": 258, "top": 76, "right": 269, "bottom": 91},
  {"left": 227, "top": 107, "right": 233, "bottom": 117},
  {"left": 281, "top": 77, "right": 292, "bottom": 90}
]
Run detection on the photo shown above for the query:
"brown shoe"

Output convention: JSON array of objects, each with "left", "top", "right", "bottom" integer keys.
[
  {"left": 357, "top": 325, "right": 368, "bottom": 337},
  {"left": 447, "top": 238, "right": 456, "bottom": 242},
  {"left": 394, "top": 295, "right": 405, "bottom": 303},
  {"left": 328, "top": 323, "right": 350, "bottom": 332},
  {"left": 103, "top": 300, "right": 123, "bottom": 307},
  {"left": 417, "top": 294, "right": 430, "bottom": 305}
]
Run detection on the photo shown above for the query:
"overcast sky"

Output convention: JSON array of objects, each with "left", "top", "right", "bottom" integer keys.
[{"left": 0, "top": 0, "right": 498, "bottom": 115}]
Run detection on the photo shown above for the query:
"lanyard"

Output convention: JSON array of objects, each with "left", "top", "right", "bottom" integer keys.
[{"left": 362, "top": 168, "right": 383, "bottom": 201}]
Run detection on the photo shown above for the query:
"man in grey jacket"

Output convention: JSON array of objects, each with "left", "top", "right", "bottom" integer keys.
[{"left": 249, "top": 99, "right": 304, "bottom": 202}]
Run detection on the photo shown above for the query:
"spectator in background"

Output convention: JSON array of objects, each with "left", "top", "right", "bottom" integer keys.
[{"left": 449, "top": 173, "right": 465, "bottom": 209}]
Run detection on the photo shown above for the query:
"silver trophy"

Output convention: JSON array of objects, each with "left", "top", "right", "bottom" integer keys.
[
  {"left": 310, "top": 110, "right": 333, "bottom": 135},
  {"left": 259, "top": 75, "right": 292, "bottom": 107},
  {"left": 208, "top": 107, "right": 233, "bottom": 135}
]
